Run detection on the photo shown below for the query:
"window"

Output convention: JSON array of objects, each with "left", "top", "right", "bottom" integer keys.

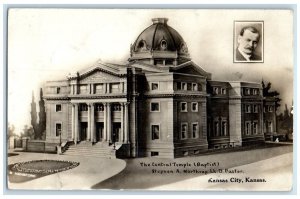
[
  {"left": 214, "top": 121, "right": 219, "bottom": 136},
  {"left": 245, "top": 88, "right": 250, "bottom": 95},
  {"left": 56, "top": 87, "right": 61, "bottom": 94},
  {"left": 113, "top": 104, "right": 121, "bottom": 111},
  {"left": 192, "top": 123, "right": 198, "bottom": 138},
  {"left": 160, "top": 39, "right": 167, "bottom": 50},
  {"left": 213, "top": 87, "right": 219, "bottom": 94},
  {"left": 191, "top": 102, "right": 198, "bottom": 112},
  {"left": 151, "top": 151, "right": 159, "bottom": 156},
  {"left": 187, "top": 83, "right": 192, "bottom": 91},
  {"left": 181, "top": 123, "right": 188, "bottom": 139},
  {"left": 221, "top": 88, "right": 226, "bottom": 95},
  {"left": 151, "top": 83, "right": 159, "bottom": 90},
  {"left": 180, "top": 102, "right": 188, "bottom": 112},
  {"left": 56, "top": 123, "right": 62, "bottom": 137},
  {"left": 181, "top": 82, "right": 187, "bottom": 90},
  {"left": 56, "top": 104, "right": 62, "bottom": 112},
  {"left": 253, "top": 105, "right": 258, "bottom": 113},
  {"left": 192, "top": 83, "right": 198, "bottom": 91},
  {"left": 221, "top": 121, "right": 227, "bottom": 136},
  {"left": 253, "top": 121, "right": 258, "bottom": 134},
  {"left": 96, "top": 104, "right": 104, "bottom": 112},
  {"left": 267, "top": 121, "right": 273, "bottom": 132},
  {"left": 111, "top": 83, "right": 120, "bottom": 93},
  {"left": 245, "top": 104, "right": 251, "bottom": 113},
  {"left": 253, "top": 89, "right": 258, "bottom": 95},
  {"left": 245, "top": 121, "right": 251, "bottom": 135},
  {"left": 151, "top": 125, "right": 160, "bottom": 140},
  {"left": 198, "top": 84, "right": 203, "bottom": 91},
  {"left": 268, "top": 106, "right": 273, "bottom": 112},
  {"left": 177, "top": 82, "right": 182, "bottom": 90},
  {"left": 150, "top": 102, "right": 160, "bottom": 112},
  {"left": 80, "top": 104, "right": 88, "bottom": 111}
]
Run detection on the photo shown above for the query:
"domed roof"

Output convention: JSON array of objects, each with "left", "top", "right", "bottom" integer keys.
[{"left": 130, "top": 18, "right": 190, "bottom": 62}]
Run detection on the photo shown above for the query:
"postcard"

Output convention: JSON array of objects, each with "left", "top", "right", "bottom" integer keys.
[{"left": 6, "top": 8, "right": 294, "bottom": 191}]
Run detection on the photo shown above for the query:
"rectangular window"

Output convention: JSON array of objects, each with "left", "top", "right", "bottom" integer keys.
[
  {"left": 80, "top": 104, "right": 88, "bottom": 111},
  {"left": 181, "top": 82, "right": 187, "bottom": 90},
  {"left": 151, "top": 82, "right": 159, "bottom": 90},
  {"left": 191, "top": 102, "right": 198, "bottom": 112},
  {"left": 192, "top": 83, "right": 198, "bottom": 91},
  {"left": 80, "top": 85, "right": 88, "bottom": 94},
  {"left": 180, "top": 102, "right": 188, "bottom": 112},
  {"left": 187, "top": 83, "right": 192, "bottom": 91},
  {"left": 192, "top": 123, "right": 198, "bottom": 138},
  {"left": 214, "top": 121, "right": 219, "bottom": 136},
  {"left": 56, "top": 123, "right": 62, "bottom": 137},
  {"left": 268, "top": 106, "right": 273, "bottom": 112},
  {"left": 198, "top": 83, "right": 202, "bottom": 91},
  {"left": 151, "top": 125, "right": 160, "bottom": 140},
  {"left": 150, "top": 102, "right": 160, "bottom": 112},
  {"left": 56, "top": 87, "right": 61, "bottom": 94},
  {"left": 151, "top": 151, "right": 159, "bottom": 156},
  {"left": 245, "top": 104, "right": 251, "bottom": 113},
  {"left": 111, "top": 83, "right": 120, "bottom": 93},
  {"left": 181, "top": 123, "right": 188, "bottom": 139},
  {"left": 213, "top": 87, "right": 219, "bottom": 94},
  {"left": 56, "top": 104, "right": 62, "bottom": 112},
  {"left": 245, "top": 88, "right": 250, "bottom": 95},
  {"left": 96, "top": 104, "right": 104, "bottom": 112},
  {"left": 245, "top": 121, "right": 251, "bottom": 135},
  {"left": 268, "top": 121, "right": 273, "bottom": 132},
  {"left": 113, "top": 104, "right": 121, "bottom": 111},
  {"left": 253, "top": 89, "right": 258, "bottom": 95},
  {"left": 177, "top": 82, "right": 182, "bottom": 90},
  {"left": 221, "top": 88, "right": 226, "bottom": 95},
  {"left": 253, "top": 121, "right": 258, "bottom": 134},
  {"left": 253, "top": 105, "right": 258, "bottom": 113},
  {"left": 221, "top": 121, "right": 227, "bottom": 136}
]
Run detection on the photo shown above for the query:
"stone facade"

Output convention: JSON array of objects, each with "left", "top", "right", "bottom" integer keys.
[{"left": 43, "top": 18, "right": 270, "bottom": 158}]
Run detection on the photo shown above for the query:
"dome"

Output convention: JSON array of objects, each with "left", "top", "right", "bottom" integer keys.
[{"left": 129, "top": 18, "right": 190, "bottom": 65}]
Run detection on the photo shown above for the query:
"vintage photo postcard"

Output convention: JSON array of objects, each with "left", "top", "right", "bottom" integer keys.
[{"left": 6, "top": 8, "right": 294, "bottom": 191}]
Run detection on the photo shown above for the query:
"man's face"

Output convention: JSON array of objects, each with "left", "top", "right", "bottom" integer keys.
[{"left": 238, "top": 29, "right": 260, "bottom": 55}]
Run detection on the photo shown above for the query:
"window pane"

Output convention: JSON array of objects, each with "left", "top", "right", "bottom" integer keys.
[
  {"left": 151, "top": 83, "right": 159, "bottom": 90},
  {"left": 152, "top": 125, "right": 159, "bottom": 140},
  {"left": 151, "top": 103, "right": 159, "bottom": 111}
]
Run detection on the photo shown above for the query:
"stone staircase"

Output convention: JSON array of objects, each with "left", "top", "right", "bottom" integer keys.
[{"left": 63, "top": 141, "right": 115, "bottom": 158}]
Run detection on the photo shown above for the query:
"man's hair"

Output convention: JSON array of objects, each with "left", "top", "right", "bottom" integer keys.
[{"left": 239, "top": 26, "right": 260, "bottom": 39}]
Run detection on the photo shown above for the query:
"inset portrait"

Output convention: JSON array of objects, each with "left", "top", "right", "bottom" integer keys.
[{"left": 234, "top": 21, "right": 264, "bottom": 63}]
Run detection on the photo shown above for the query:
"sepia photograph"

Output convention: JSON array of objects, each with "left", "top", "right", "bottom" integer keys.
[
  {"left": 6, "top": 8, "right": 294, "bottom": 192},
  {"left": 234, "top": 21, "right": 264, "bottom": 63}
]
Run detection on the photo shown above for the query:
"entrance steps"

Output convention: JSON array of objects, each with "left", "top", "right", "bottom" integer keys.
[{"left": 63, "top": 141, "right": 114, "bottom": 158}]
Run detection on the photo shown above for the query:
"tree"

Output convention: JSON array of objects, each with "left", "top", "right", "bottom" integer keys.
[
  {"left": 31, "top": 91, "right": 38, "bottom": 138},
  {"left": 262, "top": 81, "right": 281, "bottom": 111},
  {"left": 38, "top": 88, "right": 46, "bottom": 140},
  {"left": 21, "top": 125, "right": 34, "bottom": 139},
  {"left": 8, "top": 123, "right": 16, "bottom": 140}
]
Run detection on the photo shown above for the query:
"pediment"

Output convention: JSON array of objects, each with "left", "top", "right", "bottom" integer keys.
[
  {"left": 80, "top": 69, "right": 122, "bottom": 83},
  {"left": 172, "top": 61, "right": 212, "bottom": 80}
]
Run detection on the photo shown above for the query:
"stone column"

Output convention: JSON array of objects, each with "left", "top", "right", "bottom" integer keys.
[
  {"left": 74, "top": 103, "right": 79, "bottom": 144},
  {"left": 107, "top": 103, "right": 112, "bottom": 143},
  {"left": 91, "top": 103, "right": 95, "bottom": 142},
  {"left": 103, "top": 103, "right": 107, "bottom": 141},
  {"left": 120, "top": 103, "right": 124, "bottom": 143},
  {"left": 124, "top": 102, "right": 129, "bottom": 143},
  {"left": 71, "top": 104, "right": 75, "bottom": 140},
  {"left": 87, "top": 103, "right": 91, "bottom": 141}
]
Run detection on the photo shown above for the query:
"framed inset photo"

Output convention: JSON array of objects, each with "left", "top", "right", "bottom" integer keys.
[{"left": 234, "top": 21, "right": 264, "bottom": 63}]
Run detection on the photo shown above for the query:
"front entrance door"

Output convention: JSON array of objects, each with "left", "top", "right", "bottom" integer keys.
[
  {"left": 96, "top": 122, "right": 104, "bottom": 142},
  {"left": 80, "top": 122, "right": 87, "bottom": 141},
  {"left": 112, "top": 122, "right": 121, "bottom": 143}
]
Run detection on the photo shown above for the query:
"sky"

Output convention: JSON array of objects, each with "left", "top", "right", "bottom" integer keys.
[{"left": 7, "top": 9, "right": 294, "bottom": 135}]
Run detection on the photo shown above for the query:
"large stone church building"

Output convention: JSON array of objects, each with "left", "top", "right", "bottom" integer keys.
[{"left": 43, "top": 18, "right": 275, "bottom": 158}]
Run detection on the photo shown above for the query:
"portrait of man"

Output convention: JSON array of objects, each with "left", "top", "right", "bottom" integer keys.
[{"left": 234, "top": 21, "right": 264, "bottom": 63}]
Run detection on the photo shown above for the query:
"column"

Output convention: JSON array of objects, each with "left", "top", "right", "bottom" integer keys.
[
  {"left": 124, "top": 102, "right": 129, "bottom": 143},
  {"left": 120, "top": 103, "right": 124, "bottom": 143},
  {"left": 74, "top": 103, "right": 79, "bottom": 144},
  {"left": 107, "top": 103, "right": 112, "bottom": 142},
  {"left": 87, "top": 103, "right": 91, "bottom": 141},
  {"left": 91, "top": 103, "right": 95, "bottom": 142},
  {"left": 71, "top": 104, "right": 75, "bottom": 140},
  {"left": 103, "top": 103, "right": 107, "bottom": 141}
]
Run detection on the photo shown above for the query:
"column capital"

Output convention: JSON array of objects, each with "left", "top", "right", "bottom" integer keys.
[{"left": 124, "top": 102, "right": 130, "bottom": 106}]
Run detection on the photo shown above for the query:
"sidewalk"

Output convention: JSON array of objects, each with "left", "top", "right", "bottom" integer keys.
[{"left": 7, "top": 152, "right": 126, "bottom": 190}]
